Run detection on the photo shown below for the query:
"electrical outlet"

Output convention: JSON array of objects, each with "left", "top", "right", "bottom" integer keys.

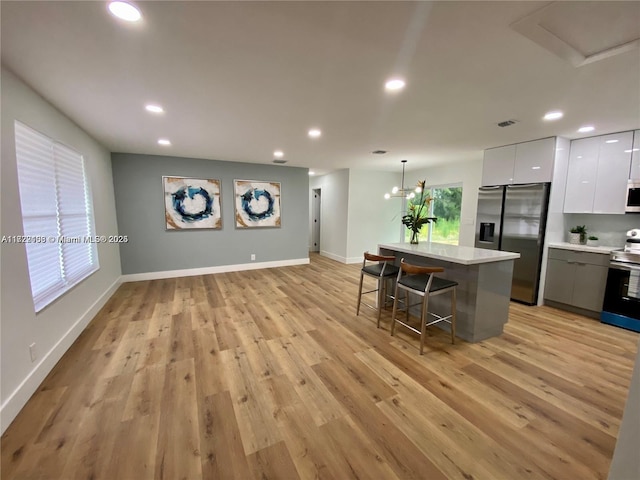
[
  {"left": 251, "top": 254, "right": 256, "bottom": 261},
  {"left": 29, "top": 343, "right": 37, "bottom": 362}
]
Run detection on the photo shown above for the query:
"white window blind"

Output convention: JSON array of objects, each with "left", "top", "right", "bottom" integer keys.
[{"left": 14, "top": 121, "right": 99, "bottom": 312}]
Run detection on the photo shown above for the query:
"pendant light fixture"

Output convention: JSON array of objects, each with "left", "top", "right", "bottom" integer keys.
[{"left": 384, "top": 160, "right": 421, "bottom": 199}]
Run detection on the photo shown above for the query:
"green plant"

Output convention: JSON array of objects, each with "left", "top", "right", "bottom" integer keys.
[
  {"left": 570, "top": 225, "right": 587, "bottom": 243},
  {"left": 588, "top": 235, "right": 598, "bottom": 241},
  {"left": 402, "top": 180, "right": 437, "bottom": 244}
]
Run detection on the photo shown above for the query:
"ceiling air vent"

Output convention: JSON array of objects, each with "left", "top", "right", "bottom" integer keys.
[
  {"left": 272, "top": 159, "right": 287, "bottom": 164},
  {"left": 497, "top": 119, "right": 518, "bottom": 127}
]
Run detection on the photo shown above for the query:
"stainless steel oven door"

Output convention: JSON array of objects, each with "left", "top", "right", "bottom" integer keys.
[{"left": 601, "top": 261, "right": 640, "bottom": 332}]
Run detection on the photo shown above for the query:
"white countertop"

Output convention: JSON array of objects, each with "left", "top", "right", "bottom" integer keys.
[
  {"left": 379, "top": 242, "right": 520, "bottom": 265},
  {"left": 547, "top": 242, "right": 620, "bottom": 254}
]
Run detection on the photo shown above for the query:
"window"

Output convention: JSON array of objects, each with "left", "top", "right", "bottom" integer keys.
[
  {"left": 405, "top": 184, "right": 462, "bottom": 245},
  {"left": 14, "top": 121, "right": 98, "bottom": 312}
]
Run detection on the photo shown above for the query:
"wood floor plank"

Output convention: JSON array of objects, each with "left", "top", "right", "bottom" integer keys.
[
  {"left": 463, "top": 362, "right": 617, "bottom": 477},
  {"left": 147, "top": 300, "right": 172, "bottom": 339},
  {"left": 121, "top": 363, "right": 166, "bottom": 421},
  {"left": 247, "top": 441, "right": 302, "bottom": 480},
  {"left": 198, "top": 392, "right": 252, "bottom": 480},
  {"left": 167, "top": 308, "right": 195, "bottom": 363},
  {"left": 3, "top": 253, "right": 637, "bottom": 480},
  {"left": 211, "top": 306, "right": 244, "bottom": 351},
  {"left": 192, "top": 327, "right": 227, "bottom": 398},
  {"left": 286, "top": 331, "right": 333, "bottom": 366},
  {"left": 154, "top": 358, "right": 202, "bottom": 480},
  {"left": 0, "top": 385, "right": 67, "bottom": 478},
  {"left": 472, "top": 349, "right": 624, "bottom": 432},
  {"left": 266, "top": 336, "right": 347, "bottom": 426},
  {"left": 58, "top": 373, "right": 134, "bottom": 479},
  {"left": 219, "top": 347, "right": 283, "bottom": 455},
  {"left": 319, "top": 415, "right": 401, "bottom": 480},
  {"left": 313, "top": 359, "right": 447, "bottom": 480},
  {"left": 107, "top": 413, "right": 160, "bottom": 480},
  {"left": 356, "top": 348, "right": 547, "bottom": 479}
]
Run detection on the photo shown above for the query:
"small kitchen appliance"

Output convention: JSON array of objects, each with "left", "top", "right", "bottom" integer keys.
[
  {"left": 624, "top": 228, "right": 640, "bottom": 252},
  {"left": 601, "top": 229, "right": 640, "bottom": 332},
  {"left": 625, "top": 181, "right": 640, "bottom": 213}
]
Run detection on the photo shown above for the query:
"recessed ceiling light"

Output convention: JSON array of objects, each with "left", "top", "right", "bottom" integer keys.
[
  {"left": 273, "top": 150, "right": 284, "bottom": 158},
  {"left": 385, "top": 78, "right": 405, "bottom": 91},
  {"left": 578, "top": 125, "right": 595, "bottom": 133},
  {"left": 543, "top": 111, "right": 563, "bottom": 121},
  {"left": 145, "top": 104, "right": 164, "bottom": 113},
  {"left": 158, "top": 139, "right": 171, "bottom": 146},
  {"left": 108, "top": 1, "right": 141, "bottom": 22},
  {"left": 625, "top": 149, "right": 640, "bottom": 153},
  {"left": 309, "top": 171, "right": 315, "bottom": 176},
  {"left": 605, "top": 139, "right": 619, "bottom": 143},
  {"left": 308, "top": 129, "right": 321, "bottom": 138}
]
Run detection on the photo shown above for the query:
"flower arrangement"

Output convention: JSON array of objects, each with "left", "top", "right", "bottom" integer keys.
[{"left": 401, "top": 180, "right": 437, "bottom": 244}]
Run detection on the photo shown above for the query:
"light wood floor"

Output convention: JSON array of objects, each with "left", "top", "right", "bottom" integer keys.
[{"left": 2, "top": 253, "right": 639, "bottom": 480}]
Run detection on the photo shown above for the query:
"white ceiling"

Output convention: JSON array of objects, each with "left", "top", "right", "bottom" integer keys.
[{"left": 2, "top": 1, "right": 639, "bottom": 175}]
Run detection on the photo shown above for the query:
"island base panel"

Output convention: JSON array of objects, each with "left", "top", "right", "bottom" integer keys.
[{"left": 379, "top": 247, "right": 513, "bottom": 343}]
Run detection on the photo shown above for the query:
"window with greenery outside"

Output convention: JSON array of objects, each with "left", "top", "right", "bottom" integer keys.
[{"left": 404, "top": 185, "right": 462, "bottom": 245}]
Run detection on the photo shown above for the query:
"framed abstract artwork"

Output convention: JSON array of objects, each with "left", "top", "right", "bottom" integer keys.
[
  {"left": 234, "top": 179, "right": 281, "bottom": 228},
  {"left": 163, "top": 176, "right": 222, "bottom": 230}
]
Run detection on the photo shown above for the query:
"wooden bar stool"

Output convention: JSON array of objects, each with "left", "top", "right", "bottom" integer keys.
[
  {"left": 356, "top": 252, "right": 400, "bottom": 327},
  {"left": 391, "top": 258, "right": 457, "bottom": 354}
]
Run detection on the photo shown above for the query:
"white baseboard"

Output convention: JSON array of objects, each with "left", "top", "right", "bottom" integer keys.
[
  {"left": 319, "top": 251, "right": 361, "bottom": 265},
  {"left": 121, "top": 257, "right": 310, "bottom": 283},
  {"left": 319, "top": 250, "right": 347, "bottom": 263},
  {"left": 0, "top": 277, "right": 122, "bottom": 434}
]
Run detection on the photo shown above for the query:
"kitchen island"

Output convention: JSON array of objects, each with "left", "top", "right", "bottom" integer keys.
[{"left": 379, "top": 242, "right": 520, "bottom": 343}]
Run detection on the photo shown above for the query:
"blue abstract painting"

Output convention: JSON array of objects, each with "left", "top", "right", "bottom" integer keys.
[
  {"left": 163, "top": 177, "right": 222, "bottom": 230},
  {"left": 234, "top": 179, "right": 281, "bottom": 228}
]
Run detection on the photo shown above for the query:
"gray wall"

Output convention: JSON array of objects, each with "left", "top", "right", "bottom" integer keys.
[
  {"left": 1, "top": 68, "right": 122, "bottom": 432},
  {"left": 112, "top": 153, "right": 309, "bottom": 274}
]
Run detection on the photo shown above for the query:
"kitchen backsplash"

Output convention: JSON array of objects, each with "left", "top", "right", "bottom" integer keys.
[{"left": 565, "top": 213, "right": 640, "bottom": 247}]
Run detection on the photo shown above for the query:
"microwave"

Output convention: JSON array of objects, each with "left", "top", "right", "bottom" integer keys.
[{"left": 627, "top": 180, "right": 640, "bottom": 213}]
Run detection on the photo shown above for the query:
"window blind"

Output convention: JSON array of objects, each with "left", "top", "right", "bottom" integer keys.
[{"left": 14, "top": 121, "right": 99, "bottom": 312}]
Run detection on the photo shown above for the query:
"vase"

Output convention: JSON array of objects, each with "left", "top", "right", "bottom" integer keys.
[
  {"left": 410, "top": 230, "right": 419, "bottom": 244},
  {"left": 568, "top": 232, "right": 580, "bottom": 245}
]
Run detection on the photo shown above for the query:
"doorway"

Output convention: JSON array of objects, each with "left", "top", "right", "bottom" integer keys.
[{"left": 311, "top": 188, "right": 321, "bottom": 252}]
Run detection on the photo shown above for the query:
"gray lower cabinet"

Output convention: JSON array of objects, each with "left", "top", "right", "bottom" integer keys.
[{"left": 544, "top": 248, "right": 609, "bottom": 314}]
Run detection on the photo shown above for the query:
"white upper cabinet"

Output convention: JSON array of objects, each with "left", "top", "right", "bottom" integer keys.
[
  {"left": 630, "top": 129, "right": 640, "bottom": 180},
  {"left": 564, "top": 137, "right": 599, "bottom": 213},
  {"left": 513, "top": 137, "right": 556, "bottom": 184},
  {"left": 481, "top": 137, "right": 555, "bottom": 186},
  {"left": 593, "top": 132, "right": 633, "bottom": 213},
  {"left": 564, "top": 131, "right": 633, "bottom": 214},
  {"left": 482, "top": 145, "right": 515, "bottom": 186}
]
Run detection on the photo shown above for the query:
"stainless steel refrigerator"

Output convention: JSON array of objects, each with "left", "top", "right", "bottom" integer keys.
[{"left": 475, "top": 183, "right": 550, "bottom": 305}]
